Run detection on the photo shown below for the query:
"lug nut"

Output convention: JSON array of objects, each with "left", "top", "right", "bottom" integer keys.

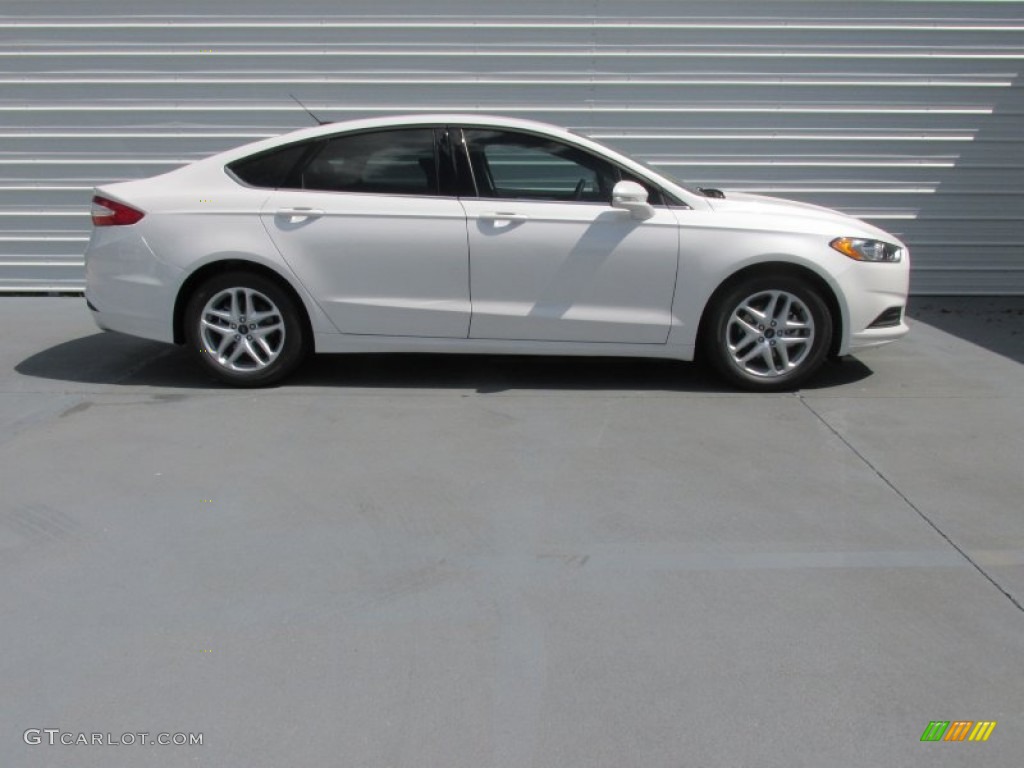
[
  {"left": 758, "top": 336, "right": 764, "bottom": 342},
  {"left": 230, "top": 324, "right": 237, "bottom": 329},
  {"left": 247, "top": 335, "right": 253, "bottom": 340}
]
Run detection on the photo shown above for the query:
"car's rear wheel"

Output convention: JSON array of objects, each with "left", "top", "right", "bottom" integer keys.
[
  {"left": 704, "top": 275, "right": 832, "bottom": 391},
  {"left": 184, "top": 271, "right": 307, "bottom": 387}
]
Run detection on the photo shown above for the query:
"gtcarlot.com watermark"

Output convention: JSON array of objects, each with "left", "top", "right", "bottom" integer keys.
[{"left": 24, "top": 729, "right": 202, "bottom": 747}]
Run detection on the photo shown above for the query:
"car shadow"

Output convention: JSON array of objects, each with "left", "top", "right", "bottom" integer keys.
[{"left": 15, "top": 331, "right": 875, "bottom": 393}]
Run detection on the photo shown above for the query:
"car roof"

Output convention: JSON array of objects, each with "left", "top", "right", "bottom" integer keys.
[
  {"left": 328, "top": 113, "right": 574, "bottom": 133},
  {"left": 214, "top": 113, "right": 582, "bottom": 162}
]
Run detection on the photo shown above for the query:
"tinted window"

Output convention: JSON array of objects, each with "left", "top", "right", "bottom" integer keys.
[
  {"left": 227, "top": 142, "right": 310, "bottom": 188},
  {"left": 463, "top": 129, "right": 619, "bottom": 203},
  {"left": 298, "top": 129, "right": 438, "bottom": 195}
]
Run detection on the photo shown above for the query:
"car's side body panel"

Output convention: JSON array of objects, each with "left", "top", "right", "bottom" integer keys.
[
  {"left": 260, "top": 190, "right": 471, "bottom": 339},
  {"left": 85, "top": 172, "right": 340, "bottom": 342},
  {"left": 308, "top": 329, "right": 696, "bottom": 359},
  {"left": 664, "top": 198, "right": 909, "bottom": 355},
  {"left": 461, "top": 199, "right": 680, "bottom": 344}
]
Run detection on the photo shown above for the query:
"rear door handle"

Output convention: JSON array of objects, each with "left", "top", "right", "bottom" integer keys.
[{"left": 479, "top": 212, "right": 528, "bottom": 222}]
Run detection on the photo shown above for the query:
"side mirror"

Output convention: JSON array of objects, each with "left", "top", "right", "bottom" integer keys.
[{"left": 611, "top": 180, "right": 655, "bottom": 220}]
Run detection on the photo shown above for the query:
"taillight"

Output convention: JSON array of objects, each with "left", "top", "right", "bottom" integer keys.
[{"left": 91, "top": 195, "right": 144, "bottom": 226}]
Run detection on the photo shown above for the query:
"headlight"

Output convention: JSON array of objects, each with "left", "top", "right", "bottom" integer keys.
[{"left": 830, "top": 237, "right": 902, "bottom": 263}]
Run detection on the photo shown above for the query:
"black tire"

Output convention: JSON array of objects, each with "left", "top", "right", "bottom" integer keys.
[
  {"left": 184, "top": 270, "right": 308, "bottom": 387},
  {"left": 703, "top": 275, "right": 833, "bottom": 392}
]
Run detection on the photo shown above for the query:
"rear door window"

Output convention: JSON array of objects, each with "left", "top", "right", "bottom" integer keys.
[{"left": 297, "top": 129, "right": 440, "bottom": 196}]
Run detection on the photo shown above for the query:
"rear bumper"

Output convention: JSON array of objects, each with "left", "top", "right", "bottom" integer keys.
[
  {"left": 84, "top": 227, "right": 180, "bottom": 344},
  {"left": 87, "top": 303, "right": 174, "bottom": 343}
]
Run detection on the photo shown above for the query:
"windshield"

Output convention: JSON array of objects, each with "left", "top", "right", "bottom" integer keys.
[
  {"left": 632, "top": 158, "right": 694, "bottom": 193},
  {"left": 575, "top": 131, "right": 696, "bottom": 194}
]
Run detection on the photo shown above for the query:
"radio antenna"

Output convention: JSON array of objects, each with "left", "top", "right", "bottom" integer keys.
[{"left": 289, "top": 94, "right": 328, "bottom": 126}]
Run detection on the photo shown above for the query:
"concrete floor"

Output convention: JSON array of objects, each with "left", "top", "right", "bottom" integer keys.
[{"left": 1, "top": 297, "right": 1021, "bottom": 767}]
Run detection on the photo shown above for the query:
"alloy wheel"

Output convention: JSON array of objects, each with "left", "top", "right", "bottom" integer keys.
[
  {"left": 198, "top": 287, "right": 286, "bottom": 373},
  {"left": 725, "top": 289, "right": 816, "bottom": 378}
]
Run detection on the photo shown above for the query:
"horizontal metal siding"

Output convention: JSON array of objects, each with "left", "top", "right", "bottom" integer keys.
[{"left": 1, "top": 0, "right": 1021, "bottom": 294}]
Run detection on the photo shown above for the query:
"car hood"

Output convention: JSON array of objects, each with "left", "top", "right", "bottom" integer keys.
[{"left": 703, "top": 190, "right": 903, "bottom": 244}]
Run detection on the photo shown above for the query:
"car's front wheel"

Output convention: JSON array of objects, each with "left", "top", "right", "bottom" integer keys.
[
  {"left": 184, "top": 271, "right": 308, "bottom": 387},
  {"left": 704, "top": 275, "right": 832, "bottom": 391}
]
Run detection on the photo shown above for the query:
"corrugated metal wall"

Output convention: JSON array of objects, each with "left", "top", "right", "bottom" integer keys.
[{"left": 1, "top": 0, "right": 1022, "bottom": 294}]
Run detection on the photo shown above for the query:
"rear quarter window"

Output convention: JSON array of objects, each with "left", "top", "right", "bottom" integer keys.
[{"left": 226, "top": 142, "right": 311, "bottom": 188}]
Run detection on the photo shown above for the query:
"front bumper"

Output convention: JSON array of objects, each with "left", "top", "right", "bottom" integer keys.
[
  {"left": 834, "top": 249, "right": 911, "bottom": 355},
  {"left": 848, "top": 318, "right": 910, "bottom": 351}
]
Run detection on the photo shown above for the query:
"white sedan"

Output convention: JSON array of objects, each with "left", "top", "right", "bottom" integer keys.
[{"left": 85, "top": 114, "right": 909, "bottom": 390}]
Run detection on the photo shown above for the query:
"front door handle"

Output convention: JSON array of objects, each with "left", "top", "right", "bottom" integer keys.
[
  {"left": 276, "top": 207, "right": 325, "bottom": 220},
  {"left": 479, "top": 212, "right": 528, "bottom": 222}
]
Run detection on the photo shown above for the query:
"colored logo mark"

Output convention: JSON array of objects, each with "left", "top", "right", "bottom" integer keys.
[{"left": 921, "top": 721, "right": 996, "bottom": 742}]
